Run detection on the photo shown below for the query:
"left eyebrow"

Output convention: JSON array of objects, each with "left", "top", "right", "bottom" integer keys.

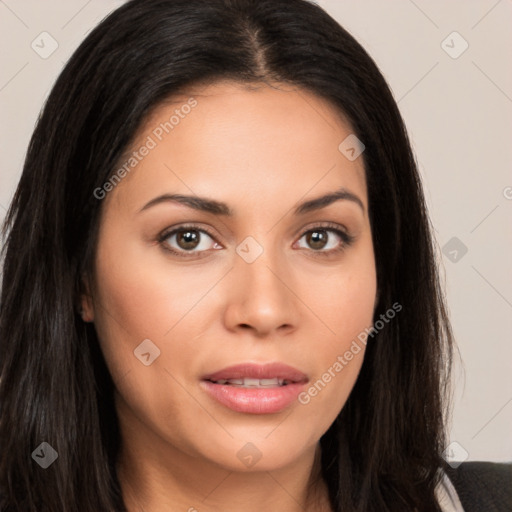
[{"left": 294, "top": 187, "right": 365, "bottom": 215}]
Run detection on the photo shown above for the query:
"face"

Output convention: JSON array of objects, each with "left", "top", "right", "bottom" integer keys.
[{"left": 82, "top": 81, "right": 377, "bottom": 473}]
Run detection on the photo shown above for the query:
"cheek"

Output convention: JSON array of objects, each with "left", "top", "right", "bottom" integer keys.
[
  {"left": 90, "top": 232, "right": 177, "bottom": 383},
  {"left": 295, "top": 242, "right": 376, "bottom": 427},
  {"left": 91, "top": 228, "right": 222, "bottom": 347},
  {"left": 301, "top": 239, "right": 377, "bottom": 345},
  {"left": 90, "top": 238, "right": 209, "bottom": 450},
  {"left": 90, "top": 230, "right": 230, "bottom": 415}
]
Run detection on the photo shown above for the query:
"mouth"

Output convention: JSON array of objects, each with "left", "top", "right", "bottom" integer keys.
[
  {"left": 200, "top": 362, "right": 308, "bottom": 414},
  {"left": 205, "top": 377, "right": 296, "bottom": 388}
]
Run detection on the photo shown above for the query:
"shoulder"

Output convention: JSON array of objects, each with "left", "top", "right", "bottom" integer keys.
[{"left": 443, "top": 461, "right": 512, "bottom": 512}]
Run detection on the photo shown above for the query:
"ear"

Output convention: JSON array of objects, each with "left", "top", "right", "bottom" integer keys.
[{"left": 78, "top": 275, "right": 95, "bottom": 323}]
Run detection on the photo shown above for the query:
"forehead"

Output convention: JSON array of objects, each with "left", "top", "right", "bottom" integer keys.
[{"left": 105, "top": 80, "right": 367, "bottom": 213}]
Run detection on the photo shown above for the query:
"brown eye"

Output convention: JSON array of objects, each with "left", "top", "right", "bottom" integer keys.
[
  {"left": 160, "top": 226, "right": 221, "bottom": 257},
  {"left": 176, "top": 229, "right": 201, "bottom": 250},
  {"left": 305, "top": 230, "right": 329, "bottom": 250},
  {"left": 295, "top": 224, "right": 354, "bottom": 255}
]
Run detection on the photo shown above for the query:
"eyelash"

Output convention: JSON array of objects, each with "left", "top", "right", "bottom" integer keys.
[{"left": 157, "top": 222, "right": 355, "bottom": 259}]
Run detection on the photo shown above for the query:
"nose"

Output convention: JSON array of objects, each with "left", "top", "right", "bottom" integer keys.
[{"left": 223, "top": 247, "right": 300, "bottom": 337}]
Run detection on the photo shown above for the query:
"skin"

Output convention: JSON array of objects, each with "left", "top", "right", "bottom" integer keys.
[{"left": 81, "top": 81, "right": 377, "bottom": 512}]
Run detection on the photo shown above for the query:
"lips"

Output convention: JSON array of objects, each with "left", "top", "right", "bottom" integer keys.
[
  {"left": 200, "top": 362, "right": 309, "bottom": 414},
  {"left": 202, "top": 362, "right": 308, "bottom": 385}
]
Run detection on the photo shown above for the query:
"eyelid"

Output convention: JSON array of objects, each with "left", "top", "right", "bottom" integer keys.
[
  {"left": 297, "top": 221, "right": 352, "bottom": 240},
  {"left": 158, "top": 223, "right": 218, "bottom": 242}
]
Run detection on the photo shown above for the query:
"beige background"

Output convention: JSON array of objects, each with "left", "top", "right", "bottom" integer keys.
[{"left": 0, "top": 0, "right": 511, "bottom": 462}]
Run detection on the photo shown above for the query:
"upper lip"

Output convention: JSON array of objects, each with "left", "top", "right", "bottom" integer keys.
[{"left": 202, "top": 362, "right": 308, "bottom": 383}]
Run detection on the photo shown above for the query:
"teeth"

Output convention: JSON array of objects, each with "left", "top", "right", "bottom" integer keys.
[
  {"left": 244, "top": 378, "right": 262, "bottom": 387},
  {"left": 211, "top": 377, "right": 288, "bottom": 388},
  {"left": 260, "top": 378, "right": 281, "bottom": 386}
]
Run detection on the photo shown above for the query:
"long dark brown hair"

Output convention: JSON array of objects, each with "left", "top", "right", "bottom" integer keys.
[{"left": 0, "top": 0, "right": 453, "bottom": 510}]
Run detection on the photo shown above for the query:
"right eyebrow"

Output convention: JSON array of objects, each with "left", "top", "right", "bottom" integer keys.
[{"left": 138, "top": 194, "right": 233, "bottom": 216}]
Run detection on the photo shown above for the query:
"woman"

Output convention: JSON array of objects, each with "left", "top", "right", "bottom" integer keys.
[{"left": 0, "top": 0, "right": 509, "bottom": 511}]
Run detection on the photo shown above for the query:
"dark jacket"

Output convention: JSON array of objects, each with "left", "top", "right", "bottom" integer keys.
[{"left": 444, "top": 461, "right": 512, "bottom": 511}]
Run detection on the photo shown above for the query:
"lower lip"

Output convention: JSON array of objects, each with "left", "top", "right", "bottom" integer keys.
[{"left": 200, "top": 380, "right": 307, "bottom": 414}]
